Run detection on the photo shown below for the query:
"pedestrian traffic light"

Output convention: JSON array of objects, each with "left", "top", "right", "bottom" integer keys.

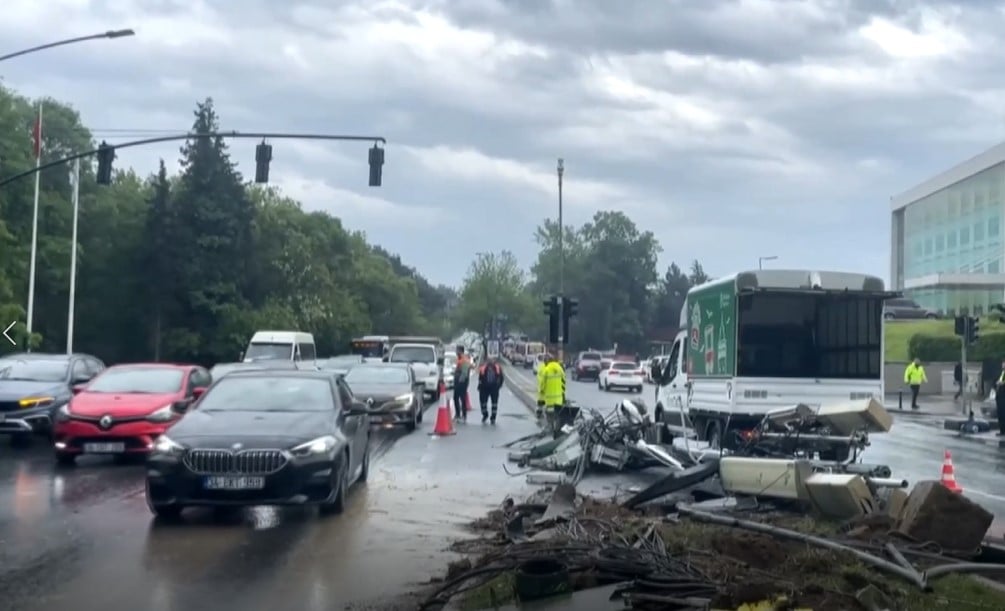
[
  {"left": 368, "top": 144, "right": 384, "bottom": 187},
  {"left": 561, "top": 297, "right": 579, "bottom": 345},
  {"left": 543, "top": 296, "right": 559, "bottom": 344},
  {"left": 967, "top": 316, "right": 980, "bottom": 344},
  {"left": 255, "top": 140, "right": 272, "bottom": 184},
  {"left": 96, "top": 141, "right": 115, "bottom": 185}
]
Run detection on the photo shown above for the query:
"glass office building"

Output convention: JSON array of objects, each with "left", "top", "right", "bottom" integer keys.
[{"left": 890, "top": 143, "right": 1005, "bottom": 316}]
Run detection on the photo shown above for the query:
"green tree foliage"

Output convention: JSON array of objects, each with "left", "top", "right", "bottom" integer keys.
[
  {"left": 457, "top": 251, "right": 537, "bottom": 335},
  {"left": 0, "top": 86, "right": 450, "bottom": 364},
  {"left": 488, "top": 210, "right": 714, "bottom": 354}
]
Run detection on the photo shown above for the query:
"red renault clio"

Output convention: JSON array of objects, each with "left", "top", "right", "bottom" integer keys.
[{"left": 52, "top": 363, "right": 211, "bottom": 465}]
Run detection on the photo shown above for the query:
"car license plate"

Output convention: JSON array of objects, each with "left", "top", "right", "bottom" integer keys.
[
  {"left": 203, "top": 476, "right": 266, "bottom": 490},
  {"left": 83, "top": 442, "right": 125, "bottom": 453}
]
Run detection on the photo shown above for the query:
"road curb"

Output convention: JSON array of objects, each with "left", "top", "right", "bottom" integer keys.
[{"left": 501, "top": 361, "right": 538, "bottom": 415}]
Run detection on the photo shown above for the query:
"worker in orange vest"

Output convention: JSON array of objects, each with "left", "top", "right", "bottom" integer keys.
[{"left": 477, "top": 357, "right": 505, "bottom": 424}]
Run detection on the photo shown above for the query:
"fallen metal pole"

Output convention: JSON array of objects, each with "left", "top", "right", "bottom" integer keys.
[
  {"left": 867, "top": 477, "right": 909, "bottom": 489},
  {"left": 677, "top": 504, "right": 927, "bottom": 589}
]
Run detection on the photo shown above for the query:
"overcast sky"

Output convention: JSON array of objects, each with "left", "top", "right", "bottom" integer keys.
[{"left": 2, "top": 0, "right": 1003, "bottom": 287}]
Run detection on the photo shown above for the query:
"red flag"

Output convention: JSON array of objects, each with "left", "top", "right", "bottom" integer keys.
[{"left": 32, "top": 108, "right": 42, "bottom": 159}]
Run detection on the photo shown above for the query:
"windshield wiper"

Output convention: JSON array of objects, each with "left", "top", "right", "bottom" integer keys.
[{"left": 0, "top": 377, "right": 44, "bottom": 382}]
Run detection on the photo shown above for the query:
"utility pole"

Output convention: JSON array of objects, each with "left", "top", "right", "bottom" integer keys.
[{"left": 557, "top": 158, "right": 564, "bottom": 363}]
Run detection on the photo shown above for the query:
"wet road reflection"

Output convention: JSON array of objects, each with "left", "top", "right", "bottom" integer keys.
[{"left": 1, "top": 388, "right": 541, "bottom": 611}]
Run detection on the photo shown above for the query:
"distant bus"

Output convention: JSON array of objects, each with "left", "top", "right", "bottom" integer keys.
[{"left": 350, "top": 335, "right": 389, "bottom": 362}]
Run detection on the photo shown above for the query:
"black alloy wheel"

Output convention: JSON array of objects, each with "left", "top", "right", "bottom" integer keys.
[{"left": 321, "top": 454, "right": 349, "bottom": 515}]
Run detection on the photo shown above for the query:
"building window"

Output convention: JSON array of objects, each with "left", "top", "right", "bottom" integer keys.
[
  {"left": 975, "top": 221, "right": 985, "bottom": 241},
  {"left": 924, "top": 239, "right": 933, "bottom": 255},
  {"left": 990, "top": 216, "right": 1000, "bottom": 238},
  {"left": 947, "top": 231, "right": 957, "bottom": 248},
  {"left": 935, "top": 235, "right": 945, "bottom": 251},
  {"left": 961, "top": 227, "right": 971, "bottom": 245},
  {"left": 989, "top": 260, "right": 1000, "bottom": 273}
]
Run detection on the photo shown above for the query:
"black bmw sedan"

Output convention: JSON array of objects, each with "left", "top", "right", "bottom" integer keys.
[
  {"left": 144, "top": 369, "right": 371, "bottom": 519},
  {"left": 343, "top": 363, "right": 424, "bottom": 431}
]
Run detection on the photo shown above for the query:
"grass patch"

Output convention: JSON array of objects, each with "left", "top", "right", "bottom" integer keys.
[{"left": 885, "top": 318, "right": 1005, "bottom": 361}]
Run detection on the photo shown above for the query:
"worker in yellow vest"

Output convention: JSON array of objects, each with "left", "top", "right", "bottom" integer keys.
[{"left": 903, "top": 358, "right": 927, "bottom": 411}]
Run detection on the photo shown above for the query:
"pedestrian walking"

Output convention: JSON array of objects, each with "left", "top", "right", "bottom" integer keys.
[
  {"left": 995, "top": 361, "right": 1005, "bottom": 436},
  {"left": 477, "top": 356, "right": 504, "bottom": 424},
  {"left": 954, "top": 362, "right": 963, "bottom": 400},
  {"left": 452, "top": 345, "right": 472, "bottom": 421},
  {"left": 536, "top": 353, "right": 566, "bottom": 436},
  {"left": 903, "top": 358, "right": 927, "bottom": 410}
]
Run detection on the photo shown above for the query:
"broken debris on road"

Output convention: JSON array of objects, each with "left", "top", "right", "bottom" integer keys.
[{"left": 418, "top": 484, "right": 1005, "bottom": 611}]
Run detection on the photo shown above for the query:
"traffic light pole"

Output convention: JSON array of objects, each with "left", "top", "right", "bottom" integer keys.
[
  {"left": 0, "top": 131, "right": 387, "bottom": 188},
  {"left": 556, "top": 159, "right": 564, "bottom": 363},
  {"left": 961, "top": 319, "right": 970, "bottom": 418}
]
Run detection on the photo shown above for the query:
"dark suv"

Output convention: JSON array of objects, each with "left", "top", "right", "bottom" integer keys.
[
  {"left": 572, "top": 351, "right": 603, "bottom": 381},
  {"left": 0, "top": 352, "right": 105, "bottom": 446},
  {"left": 883, "top": 298, "right": 939, "bottom": 320}
]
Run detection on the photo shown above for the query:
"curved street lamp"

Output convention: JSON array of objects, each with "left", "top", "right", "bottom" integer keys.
[
  {"left": 0, "top": 29, "right": 135, "bottom": 63},
  {"left": 758, "top": 255, "right": 778, "bottom": 270}
]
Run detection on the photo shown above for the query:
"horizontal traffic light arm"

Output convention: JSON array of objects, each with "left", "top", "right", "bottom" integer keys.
[{"left": 0, "top": 131, "right": 388, "bottom": 188}]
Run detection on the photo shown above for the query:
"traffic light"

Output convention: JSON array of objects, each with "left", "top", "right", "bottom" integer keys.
[
  {"left": 368, "top": 144, "right": 384, "bottom": 187},
  {"left": 254, "top": 140, "right": 272, "bottom": 184},
  {"left": 96, "top": 141, "right": 115, "bottom": 185},
  {"left": 561, "top": 297, "right": 579, "bottom": 345},
  {"left": 543, "top": 296, "right": 559, "bottom": 344},
  {"left": 967, "top": 316, "right": 980, "bottom": 345},
  {"left": 955, "top": 315, "right": 966, "bottom": 337}
]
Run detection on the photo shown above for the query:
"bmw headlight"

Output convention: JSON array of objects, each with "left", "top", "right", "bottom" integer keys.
[
  {"left": 147, "top": 405, "right": 177, "bottom": 423},
  {"left": 290, "top": 435, "right": 337, "bottom": 457},
  {"left": 55, "top": 404, "right": 71, "bottom": 423},
  {"left": 152, "top": 435, "right": 184, "bottom": 456}
]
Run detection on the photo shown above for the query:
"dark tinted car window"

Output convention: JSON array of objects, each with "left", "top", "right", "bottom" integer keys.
[
  {"left": 89, "top": 367, "right": 185, "bottom": 393},
  {"left": 580, "top": 352, "right": 601, "bottom": 361},
  {"left": 199, "top": 376, "right": 335, "bottom": 412},
  {"left": 0, "top": 359, "right": 70, "bottom": 383},
  {"left": 345, "top": 367, "right": 410, "bottom": 384}
]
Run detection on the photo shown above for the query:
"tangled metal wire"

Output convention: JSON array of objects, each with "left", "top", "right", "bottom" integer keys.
[{"left": 417, "top": 516, "right": 719, "bottom": 610}]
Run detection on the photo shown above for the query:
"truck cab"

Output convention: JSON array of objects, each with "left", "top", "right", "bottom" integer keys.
[{"left": 654, "top": 270, "right": 896, "bottom": 453}]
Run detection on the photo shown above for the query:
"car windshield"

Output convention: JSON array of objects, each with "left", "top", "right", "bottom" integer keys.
[
  {"left": 581, "top": 353, "right": 601, "bottom": 361},
  {"left": 345, "top": 367, "right": 410, "bottom": 384},
  {"left": 88, "top": 367, "right": 185, "bottom": 393},
  {"left": 244, "top": 342, "right": 292, "bottom": 360},
  {"left": 198, "top": 376, "right": 334, "bottom": 412},
  {"left": 0, "top": 359, "right": 69, "bottom": 382},
  {"left": 613, "top": 362, "right": 636, "bottom": 371},
  {"left": 389, "top": 346, "right": 435, "bottom": 363},
  {"left": 444, "top": 354, "right": 457, "bottom": 367}
]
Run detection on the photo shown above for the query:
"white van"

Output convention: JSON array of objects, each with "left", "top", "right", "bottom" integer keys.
[{"left": 242, "top": 331, "right": 317, "bottom": 363}]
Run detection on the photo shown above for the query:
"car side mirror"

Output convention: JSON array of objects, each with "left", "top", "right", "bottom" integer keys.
[
  {"left": 71, "top": 383, "right": 87, "bottom": 394},
  {"left": 382, "top": 356, "right": 389, "bottom": 363},
  {"left": 437, "top": 357, "right": 444, "bottom": 366},
  {"left": 171, "top": 399, "right": 191, "bottom": 414},
  {"left": 191, "top": 386, "right": 207, "bottom": 399}
]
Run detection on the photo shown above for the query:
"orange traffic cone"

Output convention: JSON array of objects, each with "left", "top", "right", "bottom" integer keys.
[
  {"left": 940, "top": 449, "right": 963, "bottom": 494},
  {"left": 431, "top": 381, "right": 455, "bottom": 437}
]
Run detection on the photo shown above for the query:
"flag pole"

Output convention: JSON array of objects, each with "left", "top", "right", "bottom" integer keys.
[
  {"left": 25, "top": 101, "right": 43, "bottom": 351},
  {"left": 67, "top": 158, "right": 80, "bottom": 355}
]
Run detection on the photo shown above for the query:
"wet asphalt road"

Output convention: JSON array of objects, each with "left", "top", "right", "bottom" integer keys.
[
  {"left": 0, "top": 387, "right": 540, "bottom": 611},
  {"left": 504, "top": 366, "right": 1005, "bottom": 519}
]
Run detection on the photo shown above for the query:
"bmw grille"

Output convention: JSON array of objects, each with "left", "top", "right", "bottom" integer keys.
[{"left": 183, "top": 449, "right": 287, "bottom": 475}]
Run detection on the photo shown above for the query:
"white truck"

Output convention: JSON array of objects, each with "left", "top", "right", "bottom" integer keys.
[
  {"left": 386, "top": 342, "right": 444, "bottom": 401},
  {"left": 653, "top": 269, "right": 895, "bottom": 459}
]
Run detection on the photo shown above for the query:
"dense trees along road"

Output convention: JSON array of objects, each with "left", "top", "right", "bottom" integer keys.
[{"left": 0, "top": 84, "right": 455, "bottom": 365}]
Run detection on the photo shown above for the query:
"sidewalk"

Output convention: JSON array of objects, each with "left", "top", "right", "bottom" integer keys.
[{"left": 884, "top": 393, "right": 976, "bottom": 418}]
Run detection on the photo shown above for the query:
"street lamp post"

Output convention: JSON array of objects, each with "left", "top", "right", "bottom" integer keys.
[
  {"left": 557, "top": 158, "right": 565, "bottom": 362},
  {"left": 758, "top": 255, "right": 778, "bottom": 270},
  {"left": 0, "top": 30, "right": 135, "bottom": 62}
]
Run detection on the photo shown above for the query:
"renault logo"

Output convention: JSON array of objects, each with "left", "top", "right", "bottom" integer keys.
[
  {"left": 99, "top": 415, "right": 113, "bottom": 430},
  {"left": 366, "top": 397, "right": 374, "bottom": 406},
  {"left": 231, "top": 442, "right": 243, "bottom": 451}
]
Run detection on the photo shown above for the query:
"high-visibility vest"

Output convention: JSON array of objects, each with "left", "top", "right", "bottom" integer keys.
[{"left": 538, "top": 361, "right": 565, "bottom": 409}]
